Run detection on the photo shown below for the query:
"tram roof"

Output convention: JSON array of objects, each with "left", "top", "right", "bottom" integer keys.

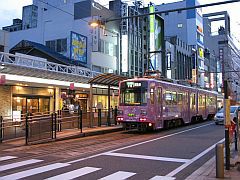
[
  {"left": 121, "top": 77, "right": 219, "bottom": 95},
  {"left": 88, "top": 73, "right": 129, "bottom": 86}
]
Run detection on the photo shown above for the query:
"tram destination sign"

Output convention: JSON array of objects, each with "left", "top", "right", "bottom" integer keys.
[{"left": 126, "top": 82, "right": 141, "bottom": 88}]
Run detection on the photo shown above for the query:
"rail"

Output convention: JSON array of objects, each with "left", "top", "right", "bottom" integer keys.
[{"left": 0, "top": 52, "right": 100, "bottom": 78}]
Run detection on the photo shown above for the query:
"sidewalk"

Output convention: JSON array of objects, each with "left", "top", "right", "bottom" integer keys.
[
  {"left": 0, "top": 125, "right": 123, "bottom": 149},
  {"left": 186, "top": 149, "right": 240, "bottom": 179}
]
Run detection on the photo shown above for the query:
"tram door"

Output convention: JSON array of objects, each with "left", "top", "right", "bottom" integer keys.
[
  {"left": 157, "top": 87, "right": 162, "bottom": 127},
  {"left": 190, "top": 93, "right": 197, "bottom": 116}
]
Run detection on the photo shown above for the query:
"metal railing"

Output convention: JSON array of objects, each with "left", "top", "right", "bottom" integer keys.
[
  {"left": 0, "top": 52, "right": 101, "bottom": 78},
  {"left": 0, "top": 108, "right": 118, "bottom": 144}
]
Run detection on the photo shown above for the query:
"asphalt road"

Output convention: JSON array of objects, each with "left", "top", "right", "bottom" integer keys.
[{"left": 0, "top": 121, "right": 224, "bottom": 180}]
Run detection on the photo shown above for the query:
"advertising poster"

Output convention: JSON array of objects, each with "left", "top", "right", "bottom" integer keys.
[
  {"left": 70, "top": 31, "right": 87, "bottom": 63},
  {"left": 149, "top": 5, "right": 164, "bottom": 71}
]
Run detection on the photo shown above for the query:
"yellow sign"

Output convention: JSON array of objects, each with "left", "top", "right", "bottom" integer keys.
[
  {"left": 192, "top": 69, "right": 197, "bottom": 83},
  {"left": 198, "top": 47, "right": 204, "bottom": 58}
]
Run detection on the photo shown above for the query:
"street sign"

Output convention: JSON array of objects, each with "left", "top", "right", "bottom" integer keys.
[{"left": 0, "top": 75, "right": 6, "bottom": 85}]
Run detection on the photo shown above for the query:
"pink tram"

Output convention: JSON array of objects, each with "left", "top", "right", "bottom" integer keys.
[{"left": 117, "top": 77, "right": 218, "bottom": 131}]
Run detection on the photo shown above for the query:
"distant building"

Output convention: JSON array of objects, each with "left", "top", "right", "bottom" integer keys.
[
  {"left": 22, "top": 5, "right": 38, "bottom": 30},
  {"left": 110, "top": 0, "right": 146, "bottom": 77},
  {"left": 203, "top": 11, "right": 240, "bottom": 102},
  {"left": 156, "top": 0, "right": 205, "bottom": 87},
  {"left": 0, "top": 30, "right": 9, "bottom": 52},
  {"left": 3, "top": 0, "right": 119, "bottom": 74},
  {"left": 2, "top": 19, "right": 22, "bottom": 32},
  {"left": 165, "top": 36, "right": 192, "bottom": 81}
]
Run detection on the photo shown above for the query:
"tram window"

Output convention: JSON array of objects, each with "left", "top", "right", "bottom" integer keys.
[
  {"left": 199, "top": 95, "right": 203, "bottom": 106},
  {"left": 165, "top": 91, "right": 172, "bottom": 105},
  {"left": 202, "top": 95, "right": 206, "bottom": 106},
  {"left": 150, "top": 88, "right": 154, "bottom": 104},
  {"left": 190, "top": 93, "right": 196, "bottom": 109},
  {"left": 172, "top": 92, "right": 177, "bottom": 105},
  {"left": 178, "top": 93, "right": 183, "bottom": 105},
  {"left": 157, "top": 88, "right": 161, "bottom": 103}
]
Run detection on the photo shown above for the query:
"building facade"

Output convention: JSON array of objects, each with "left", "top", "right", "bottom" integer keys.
[
  {"left": 203, "top": 11, "right": 240, "bottom": 103},
  {"left": 0, "top": 30, "right": 9, "bottom": 52},
  {"left": 155, "top": 0, "right": 205, "bottom": 86},
  {"left": 110, "top": 0, "right": 146, "bottom": 77},
  {"left": 3, "top": 0, "right": 119, "bottom": 74}
]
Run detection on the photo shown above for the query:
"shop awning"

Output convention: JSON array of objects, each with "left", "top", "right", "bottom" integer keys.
[{"left": 88, "top": 73, "right": 129, "bottom": 86}]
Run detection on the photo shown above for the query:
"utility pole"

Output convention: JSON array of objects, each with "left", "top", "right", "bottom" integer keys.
[{"left": 224, "top": 80, "right": 231, "bottom": 170}]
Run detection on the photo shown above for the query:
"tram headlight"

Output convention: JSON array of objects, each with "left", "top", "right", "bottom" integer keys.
[
  {"left": 140, "top": 118, "right": 147, "bottom": 121},
  {"left": 117, "top": 117, "right": 123, "bottom": 121},
  {"left": 141, "top": 109, "right": 147, "bottom": 115}
]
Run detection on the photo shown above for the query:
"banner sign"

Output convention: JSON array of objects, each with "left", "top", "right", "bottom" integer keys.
[{"left": 70, "top": 31, "right": 87, "bottom": 63}]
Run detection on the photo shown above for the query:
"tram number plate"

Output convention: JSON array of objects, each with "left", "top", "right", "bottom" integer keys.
[{"left": 126, "top": 119, "right": 135, "bottom": 121}]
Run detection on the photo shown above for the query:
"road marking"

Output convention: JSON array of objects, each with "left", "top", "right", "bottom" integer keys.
[
  {"left": 0, "top": 156, "right": 17, "bottom": 162},
  {"left": 67, "top": 123, "right": 212, "bottom": 164},
  {"left": 0, "top": 159, "right": 43, "bottom": 172},
  {"left": 149, "top": 176, "right": 176, "bottom": 180},
  {"left": 46, "top": 167, "right": 101, "bottom": 180},
  {"left": 103, "top": 152, "right": 190, "bottom": 163},
  {"left": 166, "top": 138, "right": 225, "bottom": 177},
  {"left": 1, "top": 163, "right": 70, "bottom": 180},
  {"left": 99, "top": 171, "right": 136, "bottom": 180}
]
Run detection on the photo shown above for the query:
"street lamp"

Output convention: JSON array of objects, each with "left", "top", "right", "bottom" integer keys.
[{"left": 89, "top": 20, "right": 105, "bottom": 28}]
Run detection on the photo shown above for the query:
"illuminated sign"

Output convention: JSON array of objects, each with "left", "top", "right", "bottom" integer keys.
[
  {"left": 198, "top": 47, "right": 204, "bottom": 59},
  {"left": 210, "top": 73, "right": 214, "bottom": 89},
  {"left": 197, "top": 26, "right": 203, "bottom": 33},
  {"left": 126, "top": 82, "right": 141, "bottom": 88},
  {"left": 70, "top": 31, "right": 87, "bottom": 63},
  {"left": 122, "top": 35, "right": 128, "bottom": 72},
  {"left": 192, "top": 69, "right": 197, "bottom": 83}
]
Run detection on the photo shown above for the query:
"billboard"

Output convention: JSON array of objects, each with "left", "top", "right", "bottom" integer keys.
[
  {"left": 122, "top": 35, "right": 128, "bottom": 72},
  {"left": 70, "top": 31, "right": 87, "bottom": 63},
  {"left": 149, "top": 5, "right": 164, "bottom": 71}
]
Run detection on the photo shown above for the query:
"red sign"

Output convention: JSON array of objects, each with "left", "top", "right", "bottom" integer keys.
[
  {"left": 70, "top": 83, "right": 74, "bottom": 90},
  {"left": 0, "top": 75, "right": 6, "bottom": 85}
]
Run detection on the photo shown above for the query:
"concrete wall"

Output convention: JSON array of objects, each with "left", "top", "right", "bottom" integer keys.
[{"left": 0, "top": 85, "right": 12, "bottom": 117}]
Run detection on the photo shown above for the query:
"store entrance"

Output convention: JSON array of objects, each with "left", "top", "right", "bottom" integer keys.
[
  {"left": 27, "top": 98, "right": 39, "bottom": 113},
  {"left": 13, "top": 96, "right": 50, "bottom": 114},
  {"left": 78, "top": 99, "right": 87, "bottom": 112}
]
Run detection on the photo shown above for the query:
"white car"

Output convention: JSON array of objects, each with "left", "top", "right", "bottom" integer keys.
[{"left": 214, "top": 106, "right": 240, "bottom": 125}]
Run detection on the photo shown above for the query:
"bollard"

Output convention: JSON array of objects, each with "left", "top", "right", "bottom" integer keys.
[
  {"left": 216, "top": 143, "right": 224, "bottom": 178},
  {"left": 225, "top": 128, "right": 230, "bottom": 170},
  {"left": 0, "top": 116, "right": 3, "bottom": 143},
  {"left": 54, "top": 113, "right": 57, "bottom": 139},
  {"left": 98, "top": 109, "right": 101, "bottom": 127},
  {"left": 25, "top": 114, "right": 29, "bottom": 145}
]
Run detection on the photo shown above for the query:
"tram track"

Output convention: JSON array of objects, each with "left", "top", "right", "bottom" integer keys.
[{"left": 1, "top": 121, "right": 214, "bottom": 164}]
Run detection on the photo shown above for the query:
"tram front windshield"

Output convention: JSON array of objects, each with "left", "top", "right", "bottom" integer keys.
[{"left": 120, "top": 81, "right": 147, "bottom": 106}]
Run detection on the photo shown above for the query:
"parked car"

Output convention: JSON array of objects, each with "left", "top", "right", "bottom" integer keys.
[{"left": 214, "top": 106, "right": 240, "bottom": 125}]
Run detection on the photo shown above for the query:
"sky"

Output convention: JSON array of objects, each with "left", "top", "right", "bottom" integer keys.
[{"left": 0, "top": 0, "right": 239, "bottom": 46}]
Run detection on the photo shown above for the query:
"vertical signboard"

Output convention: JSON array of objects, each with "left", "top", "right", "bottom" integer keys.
[
  {"left": 122, "top": 35, "right": 128, "bottom": 72},
  {"left": 92, "top": 27, "right": 99, "bottom": 52},
  {"left": 149, "top": 6, "right": 164, "bottom": 71},
  {"left": 155, "top": 15, "right": 164, "bottom": 71},
  {"left": 149, "top": 6, "right": 155, "bottom": 70},
  {"left": 70, "top": 31, "right": 87, "bottom": 63}
]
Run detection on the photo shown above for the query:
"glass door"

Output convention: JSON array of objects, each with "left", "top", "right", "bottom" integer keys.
[{"left": 27, "top": 98, "right": 39, "bottom": 113}]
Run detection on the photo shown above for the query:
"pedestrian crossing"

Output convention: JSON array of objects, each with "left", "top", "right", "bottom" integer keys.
[{"left": 0, "top": 155, "right": 176, "bottom": 180}]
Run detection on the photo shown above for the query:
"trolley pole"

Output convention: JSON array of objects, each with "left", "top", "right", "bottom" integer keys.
[{"left": 224, "top": 80, "right": 230, "bottom": 170}]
